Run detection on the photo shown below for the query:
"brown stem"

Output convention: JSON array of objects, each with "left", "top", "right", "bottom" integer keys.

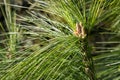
[{"left": 81, "top": 37, "right": 96, "bottom": 80}]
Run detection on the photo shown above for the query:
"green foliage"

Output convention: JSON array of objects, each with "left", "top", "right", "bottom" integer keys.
[
  {"left": 0, "top": 0, "right": 120, "bottom": 80},
  {"left": 94, "top": 45, "right": 120, "bottom": 80},
  {"left": 1, "top": 36, "right": 89, "bottom": 80}
]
